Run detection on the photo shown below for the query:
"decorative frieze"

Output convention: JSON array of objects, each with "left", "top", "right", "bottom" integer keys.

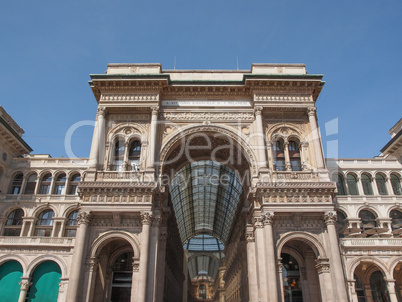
[
  {"left": 83, "top": 194, "right": 153, "bottom": 203},
  {"left": 159, "top": 112, "right": 254, "bottom": 121},
  {"left": 101, "top": 94, "right": 159, "bottom": 102},
  {"left": 255, "top": 94, "right": 312, "bottom": 102}
]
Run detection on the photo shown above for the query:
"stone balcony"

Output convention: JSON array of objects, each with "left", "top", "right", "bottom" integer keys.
[
  {"left": 341, "top": 237, "right": 402, "bottom": 249},
  {"left": 0, "top": 194, "right": 81, "bottom": 202},
  {"left": 0, "top": 236, "right": 75, "bottom": 247}
]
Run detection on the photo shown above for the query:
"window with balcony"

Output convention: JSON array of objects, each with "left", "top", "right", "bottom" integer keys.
[
  {"left": 113, "top": 139, "right": 125, "bottom": 171},
  {"left": 24, "top": 173, "right": 37, "bottom": 194},
  {"left": 273, "top": 140, "right": 285, "bottom": 171},
  {"left": 64, "top": 210, "right": 78, "bottom": 237},
  {"left": 288, "top": 140, "right": 301, "bottom": 171},
  {"left": 35, "top": 209, "right": 54, "bottom": 237},
  {"left": 361, "top": 174, "right": 373, "bottom": 195},
  {"left": 39, "top": 173, "right": 52, "bottom": 194},
  {"left": 3, "top": 209, "right": 24, "bottom": 236},
  {"left": 10, "top": 173, "right": 23, "bottom": 195},
  {"left": 391, "top": 174, "right": 401, "bottom": 195},
  {"left": 53, "top": 174, "right": 66, "bottom": 195},
  {"left": 375, "top": 174, "right": 388, "bottom": 195},
  {"left": 390, "top": 210, "right": 402, "bottom": 237},
  {"left": 332, "top": 174, "right": 346, "bottom": 195},
  {"left": 128, "top": 140, "right": 141, "bottom": 171},
  {"left": 347, "top": 174, "right": 359, "bottom": 195},
  {"left": 68, "top": 174, "right": 81, "bottom": 195},
  {"left": 359, "top": 210, "right": 377, "bottom": 233}
]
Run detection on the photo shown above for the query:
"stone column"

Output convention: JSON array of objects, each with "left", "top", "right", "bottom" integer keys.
[
  {"left": 300, "top": 141, "right": 309, "bottom": 170},
  {"left": 307, "top": 107, "right": 325, "bottom": 169},
  {"left": 262, "top": 212, "right": 279, "bottom": 302},
  {"left": 27, "top": 218, "right": 36, "bottom": 236},
  {"left": 89, "top": 107, "right": 106, "bottom": 169},
  {"left": 147, "top": 215, "right": 161, "bottom": 300},
  {"left": 277, "top": 259, "right": 285, "bottom": 302},
  {"left": 246, "top": 229, "right": 258, "bottom": 302},
  {"left": 66, "top": 211, "right": 91, "bottom": 302},
  {"left": 0, "top": 217, "right": 7, "bottom": 236},
  {"left": 266, "top": 141, "right": 274, "bottom": 170},
  {"left": 283, "top": 141, "right": 291, "bottom": 171},
  {"left": 137, "top": 212, "right": 152, "bottom": 301},
  {"left": 324, "top": 211, "right": 349, "bottom": 301},
  {"left": 58, "top": 278, "right": 69, "bottom": 302},
  {"left": 315, "top": 258, "right": 334, "bottom": 302},
  {"left": 155, "top": 228, "right": 167, "bottom": 302},
  {"left": 85, "top": 257, "right": 98, "bottom": 302},
  {"left": 254, "top": 106, "right": 268, "bottom": 170},
  {"left": 300, "top": 267, "right": 311, "bottom": 301},
  {"left": 147, "top": 107, "right": 159, "bottom": 169},
  {"left": 131, "top": 260, "right": 140, "bottom": 301},
  {"left": 385, "top": 176, "right": 395, "bottom": 196},
  {"left": 385, "top": 279, "right": 398, "bottom": 302},
  {"left": 364, "top": 284, "right": 373, "bottom": 301},
  {"left": 253, "top": 215, "right": 268, "bottom": 301},
  {"left": 347, "top": 279, "right": 358, "bottom": 302},
  {"left": 18, "top": 279, "right": 31, "bottom": 302}
]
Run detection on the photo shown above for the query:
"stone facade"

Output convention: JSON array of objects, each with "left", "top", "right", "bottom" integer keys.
[{"left": 0, "top": 64, "right": 400, "bottom": 302}]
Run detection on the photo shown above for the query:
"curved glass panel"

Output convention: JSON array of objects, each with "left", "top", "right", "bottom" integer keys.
[{"left": 169, "top": 160, "right": 243, "bottom": 244}]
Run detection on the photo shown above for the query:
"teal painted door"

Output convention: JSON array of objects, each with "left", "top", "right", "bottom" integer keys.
[
  {"left": 0, "top": 260, "right": 23, "bottom": 302},
  {"left": 27, "top": 261, "right": 61, "bottom": 302}
]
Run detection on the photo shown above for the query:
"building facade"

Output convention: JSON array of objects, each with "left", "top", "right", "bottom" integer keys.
[{"left": 0, "top": 63, "right": 400, "bottom": 302}]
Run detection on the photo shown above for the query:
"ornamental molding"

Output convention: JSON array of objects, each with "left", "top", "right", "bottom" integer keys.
[
  {"left": 100, "top": 93, "right": 159, "bottom": 102},
  {"left": 79, "top": 181, "right": 157, "bottom": 189},
  {"left": 159, "top": 112, "right": 254, "bottom": 121},
  {"left": 261, "top": 212, "right": 274, "bottom": 225},
  {"left": 254, "top": 94, "right": 312, "bottom": 102},
  {"left": 19, "top": 280, "right": 32, "bottom": 291},
  {"left": 108, "top": 114, "right": 150, "bottom": 121},
  {"left": 91, "top": 217, "right": 141, "bottom": 227},
  {"left": 132, "top": 262, "right": 140, "bottom": 272},
  {"left": 315, "top": 258, "right": 330, "bottom": 274},
  {"left": 246, "top": 231, "right": 255, "bottom": 243},
  {"left": 141, "top": 212, "right": 153, "bottom": 225},
  {"left": 307, "top": 107, "right": 317, "bottom": 116},
  {"left": 82, "top": 194, "right": 153, "bottom": 204},
  {"left": 162, "top": 86, "right": 250, "bottom": 98}
]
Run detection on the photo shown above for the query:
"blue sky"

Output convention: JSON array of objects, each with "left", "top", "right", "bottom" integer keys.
[{"left": 1, "top": 0, "right": 401, "bottom": 159}]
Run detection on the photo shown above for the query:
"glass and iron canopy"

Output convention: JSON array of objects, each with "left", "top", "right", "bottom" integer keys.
[{"left": 169, "top": 160, "right": 243, "bottom": 245}]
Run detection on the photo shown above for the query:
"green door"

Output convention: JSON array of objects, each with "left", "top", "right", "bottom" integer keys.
[
  {"left": 27, "top": 261, "right": 61, "bottom": 302},
  {"left": 0, "top": 260, "right": 23, "bottom": 302}
]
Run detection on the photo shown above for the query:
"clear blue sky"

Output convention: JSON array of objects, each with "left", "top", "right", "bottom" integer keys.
[{"left": 1, "top": 0, "right": 401, "bottom": 159}]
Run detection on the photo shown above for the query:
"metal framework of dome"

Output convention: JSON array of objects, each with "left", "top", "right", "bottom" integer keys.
[{"left": 169, "top": 160, "right": 243, "bottom": 245}]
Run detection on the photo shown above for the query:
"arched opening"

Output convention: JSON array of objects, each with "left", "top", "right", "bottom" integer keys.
[
  {"left": 359, "top": 210, "right": 378, "bottom": 237},
  {"left": 393, "top": 262, "right": 402, "bottom": 301},
  {"left": 53, "top": 173, "right": 66, "bottom": 195},
  {"left": 113, "top": 139, "right": 125, "bottom": 171},
  {"left": 375, "top": 174, "right": 388, "bottom": 195},
  {"left": 353, "top": 261, "right": 390, "bottom": 302},
  {"left": 160, "top": 129, "right": 252, "bottom": 302},
  {"left": 35, "top": 209, "right": 54, "bottom": 237},
  {"left": 281, "top": 253, "right": 303, "bottom": 302},
  {"left": 91, "top": 238, "right": 136, "bottom": 302},
  {"left": 332, "top": 173, "right": 346, "bottom": 195},
  {"left": 64, "top": 210, "right": 78, "bottom": 237},
  {"left": 68, "top": 173, "right": 81, "bottom": 195},
  {"left": 390, "top": 210, "right": 402, "bottom": 237},
  {"left": 336, "top": 211, "right": 347, "bottom": 238},
  {"left": 128, "top": 140, "right": 141, "bottom": 171},
  {"left": 24, "top": 173, "right": 37, "bottom": 194},
  {"left": 39, "top": 173, "right": 52, "bottom": 195},
  {"left": 288, "top": 140, "right": 302, "bottom": 171},
  {"left": 279, "top": 240, "right": 321, "bottom": 302},
  {"left": 390, "top": 174, "right": 401, "bottom": 195},
  {"left": 361, "top": 174, "right": 373, "bottom": 195},
  {"left": 347, "top": 174, "right": 359, "bottom": 195},
  {"left": 10, "top": 173, "right": 23, "bottom": 195},
  {"left": 26, "top": 261, "right": 61, "bottom": 302},
  {"left": 0, "top": 260, "right": 23, "bottom": 301},
  {"left": 273, "top": 138, "right": 286, "bottom": 171}
]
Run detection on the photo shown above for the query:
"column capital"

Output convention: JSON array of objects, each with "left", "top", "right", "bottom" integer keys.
[
  {"left": 315, "top": 257, "right": 330, "bottom": 274},
  {"left": 132, "top": 261, "right": 140, "bottom": 272},
  {"left": 97, "top": 106, "right": 107, "bottom": 117},
  {"left": 300, "top": 141, "right": 309, "bottom": 148},
  {"left": 77, "top": 211, "right": 92, "bottom": 226},
  {"left": 307, "top": 107, "right": 317, "bottom": 116},
  {"left": 324, "top": 211, "right": 338, "bottom": 225},
  {"left": 262, "top": 212, "right": 274, "bottom": 226},
  {"left": 252, "top": 215, "right": 264, "bottom": 228},
  {"left": 151, "top": 216, "right": 162, "bottom": 227},
  {"left": 19, "top": 280, "right": 32, "bottom": 291},
  {"left": 87, "top": 257, "right": 99, "bottom": 272},
  {"left": 151, "top": 106, "right": 159, "bottom": 115},
  {"left": 254, "top": 106, "right": 263, "bottom": 116},
  {"left": 140, "top": 212, "right": 153, "bottom": 225}
]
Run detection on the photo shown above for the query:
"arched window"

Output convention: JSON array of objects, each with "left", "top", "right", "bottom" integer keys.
[
  {"left": 111, "top": 252, "right": 133, "bottom": 301},
  {"left": 361, "top": 174, "right": 373, "bottom": 195},
  {"left": 354, "top": 274, "right": 366, "bottom": 301},
  {"left": 3, "top": 209, "right": 24, "bottom": 236},
  {"left": 375, "top": 174, "right": 388, "bottom": 195},
  {"left": 390, "top": 174, "right": 401, "bottom": 195},
  {"left": 68, "top": 174, "right": 81, "bottom": 195},
  {"left": 39, "top": 173, "right": 52, "bottom": 194},
  {"left": 128, "top": 140, "right": 141, "bottom": 171},
  {"left": 199, "top": 284, "right": 207, "bottom": 299},
  {"left": 347, "top": 174, "right": 359, "bottom": 195},
  {"left": 332, "top": 174, "right": 346, "bottom": 195},
  {"left": 370, "top": 271, "right": 390, "bottom": 301},
  {"left": 64, "top": 210, "right": 78, "bottom": 237},
  {"left": 288, "top": 140, "right": 302, "bottom": 171},
  {"left": 53, "top": 174, "right": 66, "bottom": 195},
  {"left": 24, "top": 173, "right": 37, "bottom": 194},
  {"left": 336, "top": 211, "right": 347, "bottom": 238},
  {"left": 390, "top": 210, "right": 402, "bottom": 237},
  {"left": 113, "top": 139, "right": 125, "bottom": 171},
  {"left": 35, "top": 209, "right": 54, "bottom": 237},
  {"left": 359, "top": 210, "right": 377, "bottom": 233},
  {"left": 10, "top": 173, "right": 23, "bottom": 195},
  {"left": 273, "top": 139, "right": 285, "bottom": 171}
]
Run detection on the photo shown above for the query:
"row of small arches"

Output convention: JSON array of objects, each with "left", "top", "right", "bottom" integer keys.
[
  {"left": 332, "top": 172, "right": 402, "bottom": 196},
  {"left": 3, "top": 208, "right": 78, "bottom": 237},
  {"left": 9, "top": 171, "right": 81, "bottom": 195}
]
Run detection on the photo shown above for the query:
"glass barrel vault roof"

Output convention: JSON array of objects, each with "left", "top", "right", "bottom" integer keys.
[{"left": 169, "top": 160, "right": 243, "bottom": 245}]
